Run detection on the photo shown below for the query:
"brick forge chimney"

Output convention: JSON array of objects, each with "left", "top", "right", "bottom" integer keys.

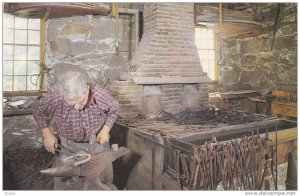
[
  {"left": 129, "top": 3, "right": 210, "bottom": 84},
  {"left": 112, "top": 3, "right": 210, "bottom": 119}
]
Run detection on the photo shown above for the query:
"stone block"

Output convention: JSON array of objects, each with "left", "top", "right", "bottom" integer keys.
[
  {"left": 278, "top": 53, "right": 297, "bottom": 66},
  {"left": 260, "top": 5, "right": 276, "bottom": 23},
  {"left": 240, "top": 38, "right": 270, "bottom": 54},
  {"left": 53, "top": 63, "right": 91, "bottom": 83},
  {"left": 240, "top": 55, "right": 258, "bottom": 69},
  {"left": 257, "top": 52, "right": 279, "bottom": 68},
  {"left": 222, "top": 38, "right": 238, "bottom": 54},
  {"left": 273, "top": 37, "right": 297, "bottom": 52},
  {"left": 90, "top": 18, "right": 120, "bottom": 40},
  {"left": 61, "top": 24, "right": 90, "bottom": 38},
  {"left": 220, "top": 53, "right": 240, "bottom": 66},
  {"left": 47, "top": 20, "right": 65, "bottom": 41},
  {"left": 277, "top": 24, "right": 297, "bottom": 37},
  {"left": 239, "top": 70, "right": 266, "bottom": 86},
  {"left": 219, "top": 69, "right": 241, "bottom": 85},
  {"left": 276, "top": 66, "right": 297, "bottom": 83},
  {"left": 50, "top": 38, "right": 97, "bottom": 56},
  {"left": 281, "top": 15, "right": 296, "bottom": 23}
]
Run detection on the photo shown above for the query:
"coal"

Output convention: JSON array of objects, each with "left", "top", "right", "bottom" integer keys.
[{"left": 144, "top": 107, "right": 268, "bottom": 125}]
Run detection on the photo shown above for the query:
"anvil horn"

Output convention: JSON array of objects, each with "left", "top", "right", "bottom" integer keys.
[
  {"left": 40, "top": 147, "right": 130, "bottom": 178},
  {"left": 40, "top": 164, "right": 80, "bottom": 177}
]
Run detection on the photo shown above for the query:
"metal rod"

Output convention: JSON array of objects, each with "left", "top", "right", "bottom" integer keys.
[
  {"left": 271, "top": 4, "right": 282, "bottom": 50},
  {"left": 169, "top": 143, "right": 191, "bottom": 153},
  {"left": 218, "top": 3, "right": 223, "bottom": 68},
  {"left": 151, "top": 135, "right": 156, "bottom": 189},
  {"left": 275, "top": 121, "right": 278, "bottom": 190}
]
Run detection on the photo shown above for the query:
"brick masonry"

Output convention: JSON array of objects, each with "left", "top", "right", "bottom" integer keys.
[
  {"left": 129, "top": 3, "right": 204, "bottom": 78},
  {"left": 112, "top": 81, "right": 209, "bottom": 118},
  {"left": 113, "top": 3, "right": 209, "bottom": 118},
  {"left": 110, "top": 81, "right": 143, "bottom": 119}
]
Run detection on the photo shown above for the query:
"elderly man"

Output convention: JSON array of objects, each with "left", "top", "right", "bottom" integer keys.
[{"left": 32, "top": 71, "right": 119, "bottom": 189}]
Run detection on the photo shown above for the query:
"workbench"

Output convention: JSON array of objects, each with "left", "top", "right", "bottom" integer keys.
[{"left": 271, "top": 91, "right": 297, "bottom": 119}]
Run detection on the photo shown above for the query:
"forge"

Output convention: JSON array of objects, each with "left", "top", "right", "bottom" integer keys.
[{"left": 110, "top": 108, "right": 297, "bottom": 190}]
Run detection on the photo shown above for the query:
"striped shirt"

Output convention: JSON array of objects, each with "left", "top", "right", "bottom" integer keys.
[{"left": 32, "top": 84, "right": 119, "bottom": 142}]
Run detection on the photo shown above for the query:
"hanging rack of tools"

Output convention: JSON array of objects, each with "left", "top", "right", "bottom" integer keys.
[{"left": 173, "top": 130, "right": 276, "bottom": 190}]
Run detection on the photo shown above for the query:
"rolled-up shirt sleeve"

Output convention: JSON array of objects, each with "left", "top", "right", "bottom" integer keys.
[
  {"left": 31, "top": 90, "right": 60, "bottom": 130},
  {"left": 94, "top": 86, "right": 119, "bottom": 129}
]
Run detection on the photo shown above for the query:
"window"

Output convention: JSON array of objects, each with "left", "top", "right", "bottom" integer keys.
[
  {"left": 195, "top": 27, "right": 216, "bottom": 80},
  {"left": 3, "top": 13, "right": 41, "bottom": 92}
]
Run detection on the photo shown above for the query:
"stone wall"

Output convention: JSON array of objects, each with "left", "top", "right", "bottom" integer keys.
[
  {"left": 219, "top": 3, "right": 297, "bottom": 92},
  {"left": 46, "top": 14, "right": 137, "bottom": 88}
]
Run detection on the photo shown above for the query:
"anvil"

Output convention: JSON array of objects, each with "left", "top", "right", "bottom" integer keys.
[{"left": 40, "top": 147, "right": 130, "bottom": 190}]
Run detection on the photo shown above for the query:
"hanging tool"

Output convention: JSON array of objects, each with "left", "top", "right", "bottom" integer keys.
[
  {"left": 112, "top": 3, "right": 119, "bottom": 55},
  {"left": 175, "top": 131, "right": 276, "bottom": 190}
]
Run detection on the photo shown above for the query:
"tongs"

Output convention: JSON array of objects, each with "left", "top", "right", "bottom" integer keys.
[{"left": 54, "top": 142, "right": 92, "bottom": 166}]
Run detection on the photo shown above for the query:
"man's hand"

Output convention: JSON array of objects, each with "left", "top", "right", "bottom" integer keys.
[
  {"left": 96, "top": 125, "right": 111, "bottom": 144},
  {"left": 42, "top": 127, "right": 57, "bottom": 154}
]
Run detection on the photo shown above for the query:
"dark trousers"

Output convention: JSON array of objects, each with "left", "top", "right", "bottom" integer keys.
[{"left": 53, "top": 136, "right": 113, "bottom": 190}]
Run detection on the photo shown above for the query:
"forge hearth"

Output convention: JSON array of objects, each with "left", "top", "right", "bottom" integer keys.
[
  {"left": 117, "top": 108, "right": 283, "bottom": 138},
  {"left": 111, "top": 108, "right": 297, "bottom": 190}
]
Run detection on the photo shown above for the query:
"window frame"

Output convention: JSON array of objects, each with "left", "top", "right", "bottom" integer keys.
[
  {"left": 195, "top": 26, "right": 218, "bottom": 81},
  {"left": 3, "top": 14, "right": 46, "bottom": 97}
]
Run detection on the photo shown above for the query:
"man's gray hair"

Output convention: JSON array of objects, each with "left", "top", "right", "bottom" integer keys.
[{"left": 58, "top": 71, "right": 89, "bottom": 102}]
